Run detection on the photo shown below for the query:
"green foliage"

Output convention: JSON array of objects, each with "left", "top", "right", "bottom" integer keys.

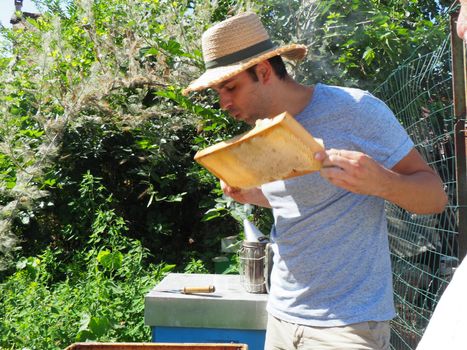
[
  {"left": 0, "top": 248, "right": 173, "bottom": 349},
  {"left": 0, "top": 173, "right": 175, "bottom": 349},
  {"left": 316, "top": 0, "right": 448, "bottom": 87},
  {"left": 183, "top": 257, "right": 209, "bottom": 274},
  {"left": 0, "top": 0, "right": 249, "bottom": 270},
  {"left": 259, "top": 0, "right": 449, "bottom": 89}
]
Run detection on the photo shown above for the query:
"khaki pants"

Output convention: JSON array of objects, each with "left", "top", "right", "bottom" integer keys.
[{"left": 264, "top": 315, "right": 390, "bottom": 350}]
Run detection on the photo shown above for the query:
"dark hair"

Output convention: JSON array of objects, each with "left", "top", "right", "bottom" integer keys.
[{"left": 246, "top": 55, "right": 288, "bottom": 81}]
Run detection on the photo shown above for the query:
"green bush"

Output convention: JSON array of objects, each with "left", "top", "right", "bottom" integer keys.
[{"left": 0, "top": 172, "right": 176, "bottom": 349}]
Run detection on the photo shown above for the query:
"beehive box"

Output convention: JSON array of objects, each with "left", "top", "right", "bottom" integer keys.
[
  {"left": 194, "top": 112, "right": 324, "bottom": 189},
  {"left": 65, "top": 343, "right": 247, "bottom": 350}
]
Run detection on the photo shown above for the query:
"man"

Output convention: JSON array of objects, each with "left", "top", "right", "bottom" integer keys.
[{"left": 184, "top": 12, "right": 447, "bottom": 350}]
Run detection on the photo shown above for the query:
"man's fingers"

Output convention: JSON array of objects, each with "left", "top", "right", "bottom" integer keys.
[
  {"left": 320, "top": 149, "right": 361, "bottom": 172},
  {"left": 321, "top": 165, "right": 352, "bottom": 182},
  {"left": 220, "top": 180, "right": 242, "bottom": 197},
  {"left": 314, "top": 151, "right": 326, "bottom": 161}
]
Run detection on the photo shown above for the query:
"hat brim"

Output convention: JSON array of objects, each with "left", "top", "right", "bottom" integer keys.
[{"left": 182, "top": 44, "right": 307, "bottom": 95}]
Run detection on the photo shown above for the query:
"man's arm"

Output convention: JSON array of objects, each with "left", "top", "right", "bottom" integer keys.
[
  {"left": 316, "top": 148, "right": 448, "bottom": 214},
  {"left": 220, "top": 180, "right": 271, "bottom": 208}
]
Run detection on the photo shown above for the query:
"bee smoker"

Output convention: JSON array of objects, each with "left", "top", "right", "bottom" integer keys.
[{"left": 239, "top": 239, "right": 274, "bottom": 294}]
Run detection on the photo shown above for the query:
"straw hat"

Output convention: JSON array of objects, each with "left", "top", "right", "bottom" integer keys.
[{"left": 183, "top": 12, "right": 307, "bottom": 95}]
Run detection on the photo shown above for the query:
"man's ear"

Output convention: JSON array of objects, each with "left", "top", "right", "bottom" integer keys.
[{"left": 256, "top": 60, "right": 272, "bottom": 83}]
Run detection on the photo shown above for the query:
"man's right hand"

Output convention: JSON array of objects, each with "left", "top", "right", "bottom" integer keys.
[{"left": 220, "top": 180, "right": 271, "bottom": 208}]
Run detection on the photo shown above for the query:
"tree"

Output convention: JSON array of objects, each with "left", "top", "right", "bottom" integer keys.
[{"left": 259, "top": 0, "right": 449, "bottom": 89}]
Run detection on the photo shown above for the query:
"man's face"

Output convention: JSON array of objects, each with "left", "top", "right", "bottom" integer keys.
[{"left": 212, "top": 68, "right": 268, "bottom": 125}]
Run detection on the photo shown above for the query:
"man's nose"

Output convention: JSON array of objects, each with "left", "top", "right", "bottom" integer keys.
[{"left": 219, "top": 94, "right": 232, "bottom": 111}]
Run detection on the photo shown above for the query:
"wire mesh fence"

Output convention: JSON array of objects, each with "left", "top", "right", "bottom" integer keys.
[{"left": 373, "top": 33, "right": 463, "bottom": 349}]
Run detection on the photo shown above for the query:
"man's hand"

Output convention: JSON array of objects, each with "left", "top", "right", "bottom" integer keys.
[
  {"left": 220, "top": 180, "right": 271, "bottom": 208},
  {"left": 314, "top": 148, "right": 447, "bottom": 214},
  {"left": 315, "top": 149, "right": 388, "bottom": 197}
]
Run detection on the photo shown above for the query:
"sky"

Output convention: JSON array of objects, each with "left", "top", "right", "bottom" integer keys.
[{"left": 0, "top": 0, "right": 39, "bottom": 28}]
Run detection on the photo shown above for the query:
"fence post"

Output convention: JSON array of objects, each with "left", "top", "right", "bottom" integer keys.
[{"left": 450, "top": 11, "right": 467, "bottom": 259}]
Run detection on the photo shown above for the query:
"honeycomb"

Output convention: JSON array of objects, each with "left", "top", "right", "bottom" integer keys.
[{"left": 194, "top": 112, "right": 324, "bottom": 189}]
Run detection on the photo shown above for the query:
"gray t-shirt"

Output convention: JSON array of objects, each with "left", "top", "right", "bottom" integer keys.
[{"left": 261, "top": 83, "right": 414, "bottom": 327}]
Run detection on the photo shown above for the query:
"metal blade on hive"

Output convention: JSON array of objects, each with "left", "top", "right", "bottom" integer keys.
[{"left": 194, "top": 112, "right": 324, "bottom": 189}]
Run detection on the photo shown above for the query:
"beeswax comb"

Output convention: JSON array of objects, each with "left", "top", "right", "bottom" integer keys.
[{"left": 194, "top": 112, "right": 324, "bottom": 189}]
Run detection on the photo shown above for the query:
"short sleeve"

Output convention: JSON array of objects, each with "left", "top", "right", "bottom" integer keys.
[{"left": 348, "top": 93, "right": 414, "bottom": 169}]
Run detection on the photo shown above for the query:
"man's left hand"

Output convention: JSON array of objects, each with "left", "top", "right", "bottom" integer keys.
[{"left": 315, "top": 149, "right": 389, "bottom": 196}]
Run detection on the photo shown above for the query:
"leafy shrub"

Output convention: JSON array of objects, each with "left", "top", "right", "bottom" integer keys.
[
  {"left": 0, "top": 0, "right": 250, "bottom": 273},
  {"left": 0, "top": 173, "right": 176, "bottom": 349}
]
